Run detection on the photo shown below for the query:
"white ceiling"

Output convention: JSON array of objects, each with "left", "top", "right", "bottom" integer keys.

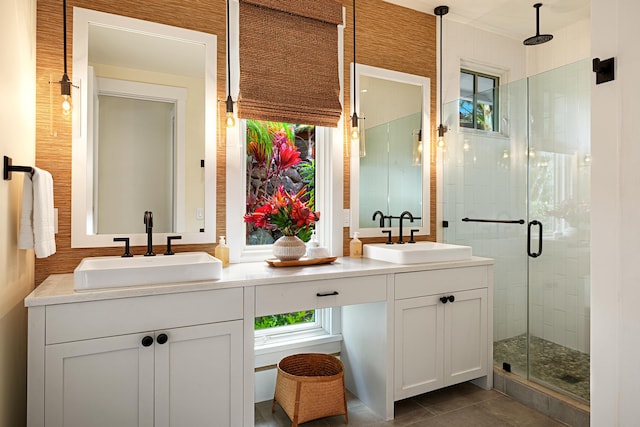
[{"left": 383, "top": 0, "right": 590, "bottom": 41}]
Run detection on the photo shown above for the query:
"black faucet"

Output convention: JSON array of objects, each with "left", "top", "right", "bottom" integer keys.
[
  {"left": 372, "top": 210, "right": 386, "bottom": 227},
  {"left": 144, "top": 211, "right": 155, "bottom": 256},
  {"left": 398, "top": 211, "right": 414, "bottom": 244}
]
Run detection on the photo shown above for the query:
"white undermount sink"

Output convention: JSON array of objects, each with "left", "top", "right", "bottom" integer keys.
[
  {"left": 363, "top": 242, "right": 472, "bottom": 264},
  {"left": 74, "top": 252, "right": 222, "bottom": 291}
]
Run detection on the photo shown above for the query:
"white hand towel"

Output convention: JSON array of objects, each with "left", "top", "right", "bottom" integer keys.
[
  {"left": 18, "top": 173, "right": 34, "bottom": 249},
  {"left": 18, "top": 167, "right": 56, "bottom": 258}
]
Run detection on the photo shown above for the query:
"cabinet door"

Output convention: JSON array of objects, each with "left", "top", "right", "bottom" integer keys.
[
  {"left": 444, "top": 288, "right": 488, "bottom": 386},
  {"left": 45, "top": 333, "right": 155, "bottom": 427},
  {"left": 394, "top": 295, "right": 444, "bottom": 400},
  {"left": 154, "top": 320, "right": 243, "bottom": 427}
]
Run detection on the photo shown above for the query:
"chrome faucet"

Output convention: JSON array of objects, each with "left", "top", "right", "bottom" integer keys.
[
  {"left": 372, "top": 210, "right": 386, "bottom": 227},
  {"left": 144, "top": 211, "right": 155, "bottom": 256},
  {"left": 398, "top": 211, "right": 414, "bottom": 244}
]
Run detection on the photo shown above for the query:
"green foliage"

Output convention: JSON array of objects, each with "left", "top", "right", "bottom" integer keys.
[{"left": 254, "top": 310, "right": 315, "bottom": 330}]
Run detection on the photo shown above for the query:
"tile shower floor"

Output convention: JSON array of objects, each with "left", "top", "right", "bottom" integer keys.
[
  {"left": 493, "top": 334, "right": 590, "bottom": 402},
  {"left": 255, "top": 382, "right": 567, "bottom": 426}
]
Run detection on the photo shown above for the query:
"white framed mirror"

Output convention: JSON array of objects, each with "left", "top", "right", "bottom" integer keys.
[
  {"left": 71, "top": 7, "right": 216, "bottom": 248},
  {"left": 350, "top": 64, "right": 430, "bottom": 238}
]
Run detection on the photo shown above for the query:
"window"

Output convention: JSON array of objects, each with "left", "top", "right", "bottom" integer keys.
[
  {"left": 246, "top": 120, "right": 317, "bottom": 331},
  {"left": 226, "top": 0, "right": 344, "bottom": 346},
  {"left": 460, "top": 69, "right": 499, "bottom": 131}
]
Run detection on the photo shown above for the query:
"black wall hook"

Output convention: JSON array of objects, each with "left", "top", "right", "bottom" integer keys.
[{"left": 593, "top": 57, "right": 615, "bottom": 85}]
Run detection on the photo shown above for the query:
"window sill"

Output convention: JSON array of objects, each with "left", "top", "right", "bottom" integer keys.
[
  {"left": 255, "top": 333, "right": 343, "bottom": 369},
  {"left": 458, "top": 127, "right": 510, "bottom": 141}
]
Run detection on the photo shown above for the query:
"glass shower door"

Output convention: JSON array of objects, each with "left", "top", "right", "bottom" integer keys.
[
  {"left": 442, "top": 59, "right": 591, "bottom": 402},
  {"left": 526, "top": 60, "right": 591, "bottom": 401}
]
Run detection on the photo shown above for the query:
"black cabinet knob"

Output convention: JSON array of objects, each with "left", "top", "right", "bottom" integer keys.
[
  {"left": 440, "top": 296, "right": 449, "bottom": 304},
  {"left": 141, "top": 336, "right": 154, "bottom": 347},
  {"left": 156, "top": 333, "right": 168, "bottom": 345},
  {"left": 448, "top": 295, "right": 455, "bottom": 303}
]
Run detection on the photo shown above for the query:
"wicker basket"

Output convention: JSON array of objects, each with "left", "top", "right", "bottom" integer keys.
[{"left": 272, "top": 353, "right": 349, "bottom": 426}]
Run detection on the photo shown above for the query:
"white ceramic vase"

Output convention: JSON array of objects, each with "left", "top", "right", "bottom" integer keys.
[{"left": 272, "top": 236, "right": 306, "bottom": 261}]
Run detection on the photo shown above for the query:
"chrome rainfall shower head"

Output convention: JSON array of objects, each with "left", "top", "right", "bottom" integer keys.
[{"left": 523, "top": 3, "right": 553, "bottom": 46}]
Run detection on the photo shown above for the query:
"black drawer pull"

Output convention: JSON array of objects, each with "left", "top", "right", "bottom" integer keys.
[
  {"left": 141, "top": 336, "right": 154, "bottom": 347},
  {"left": 316, "top": 291, "right": 339, "bottom": 297}
]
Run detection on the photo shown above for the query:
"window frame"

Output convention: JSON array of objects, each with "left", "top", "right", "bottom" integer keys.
[
  {"left": 225, "top": 0, "right": 343, "bottom": 264},
  {"left": 225, "top": 0, "right": 344, "bottom": 344},
  {"left": 228, "top": 122, "right": 336, "bottom": 262},
  {"left": 459, "top": 68, "right": 500, "bottom": 132}
]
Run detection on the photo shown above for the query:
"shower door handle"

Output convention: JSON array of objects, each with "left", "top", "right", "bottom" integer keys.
[{"left": 527, "top": 220, "right": 543, "bottom": 258}]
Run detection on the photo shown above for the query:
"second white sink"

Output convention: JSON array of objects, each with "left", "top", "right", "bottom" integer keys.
[
  {"left": 74, "top": 252, "right": 222, "bottom": 291},
  {"left": 364, "top": 242, "right": 472, "bottom": 264}
]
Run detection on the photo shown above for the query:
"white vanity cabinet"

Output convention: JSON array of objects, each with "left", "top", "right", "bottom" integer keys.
[
  {"left": 27, "top": 286, "right": 244, "bottom": 427},
  {"left": 393, "top": 266, "right": 492, "bottom": 401},
  {"left": 27, "top": 257, "right": 494, "bottom": 426}
]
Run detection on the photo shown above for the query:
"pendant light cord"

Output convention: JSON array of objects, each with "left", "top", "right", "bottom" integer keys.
[
  {"left": 439, "top": 12, "right": 443, "bottom": 126},
  {"left": 352, "top": 0, "right": 356, "bottom": 114},
  {"left": 434, "top": 6, "right": 449, "bottom": 134},
  {"left": 63, "top": 0, "right": 67, "bottom": 75},
  {"left": 227, "top": 0, "right": 231, "bottom": 98}
]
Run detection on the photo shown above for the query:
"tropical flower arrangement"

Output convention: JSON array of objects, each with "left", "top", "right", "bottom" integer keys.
[{"left": 244, "top": 185, "right": 320, "bottom": 241}]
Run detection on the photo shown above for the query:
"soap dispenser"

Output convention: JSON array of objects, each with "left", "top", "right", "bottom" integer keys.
[
  {"left": 306, "top": 230, "right": 329, "bottom": 259},
  {"left": 350, "top": 232, "right": 363, "bottom": 258},
  {"left": 214, "top": 236, "right": 229, "bottom": 267}
]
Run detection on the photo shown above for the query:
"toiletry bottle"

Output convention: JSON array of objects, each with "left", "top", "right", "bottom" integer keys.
[
  {"left": 307, "top": 230, "right": 320, "bottom": 258},
  {"left": 215, "top": 236, "right": 229, "bottom": 267},
  {"left": 350, "top": 232, "right": 363, "bottom": 258}
]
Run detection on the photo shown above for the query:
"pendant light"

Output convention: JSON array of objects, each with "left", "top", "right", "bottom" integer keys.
[
  {"left": 434, "top": 5, "right": 449, "bottom": 149},
  {"left": 59, "top": 0, "right": 72, "bottom": 115},
  {"left": 350, "top": 0, "right": 360, "bottom": 142},
  {"left": 225, "top": 0, "right": 236, "bottom": 128}
]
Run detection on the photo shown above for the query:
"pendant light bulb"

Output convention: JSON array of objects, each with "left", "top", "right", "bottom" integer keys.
[
  {"left": 225, "top": 95, "right": 236, "bottom": 128},
  {"left": 437, "top": 123, "right": 447, "bottom": 149},
  {"left": 351, "top": 112, "right": 360, "bottom": 141},
  {"left": 60, "top": 73, "right": 72, "bottom": 115}
]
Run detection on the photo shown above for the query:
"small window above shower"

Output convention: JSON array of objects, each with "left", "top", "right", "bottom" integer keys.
[{"left": 460, "top": 69, "right": 499, "bottom": 132}]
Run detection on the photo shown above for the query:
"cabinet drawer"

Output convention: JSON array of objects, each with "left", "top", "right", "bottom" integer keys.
[
  {"left": 46, "top": 287, "right": 243, "bottom": 344},
  {"left": 255, "top": 275, "right": 387, "bottom": 316},
  {"left": 395, "top": 266, "right": 488, "bottom": 300}
]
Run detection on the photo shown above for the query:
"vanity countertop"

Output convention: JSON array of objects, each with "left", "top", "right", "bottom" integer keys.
[{"left": 25, "top": 256, "right": 494, "bottom": 307}]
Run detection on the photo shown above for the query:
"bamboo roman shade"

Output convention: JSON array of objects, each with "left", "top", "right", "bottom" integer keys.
[{"left": 238, "top": 0, "right": 343, "bottom": 127}]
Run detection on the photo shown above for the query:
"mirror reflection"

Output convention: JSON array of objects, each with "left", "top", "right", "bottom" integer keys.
[
  {"left": 350, "top": 64, "right": 430, "bottom": 238},
  {"left": 71, "top": 8, "right": 216, "bottom": 247}
]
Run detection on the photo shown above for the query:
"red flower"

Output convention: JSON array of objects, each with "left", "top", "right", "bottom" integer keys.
[
  {"left": 244, "top": 186, "right": 319, "bottom": 238},
  {"left": 273, "top": 140, "right": 301, "bottom": 172}
]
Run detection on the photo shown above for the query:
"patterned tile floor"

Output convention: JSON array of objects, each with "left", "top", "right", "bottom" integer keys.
[
  {"left": 255, "top": 382, "right": 567, "bottom": 426},
  {"left": 493, "top": 334, "right": 590, "bottom": 402}
]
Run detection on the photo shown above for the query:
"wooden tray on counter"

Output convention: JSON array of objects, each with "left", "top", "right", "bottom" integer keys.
[{"left": 265, "top": 256, "right": 338, "bottom": 268}]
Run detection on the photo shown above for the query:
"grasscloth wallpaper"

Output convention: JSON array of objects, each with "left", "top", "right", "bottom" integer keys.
[{"left": 34, "top": 0, "right": 436, "bottom": 285}]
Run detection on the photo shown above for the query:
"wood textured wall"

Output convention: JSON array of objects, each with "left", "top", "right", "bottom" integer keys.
[
  {"left": 340, "top": 0, "right": 437, "bottom": 253},
  {"left": 34, "top": 0, "right": 436, "bottom": 285}
]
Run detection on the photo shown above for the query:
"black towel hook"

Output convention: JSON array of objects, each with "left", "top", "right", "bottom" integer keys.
[{"left": 4, "top": 156, "right": 34, "bottom": 181}]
